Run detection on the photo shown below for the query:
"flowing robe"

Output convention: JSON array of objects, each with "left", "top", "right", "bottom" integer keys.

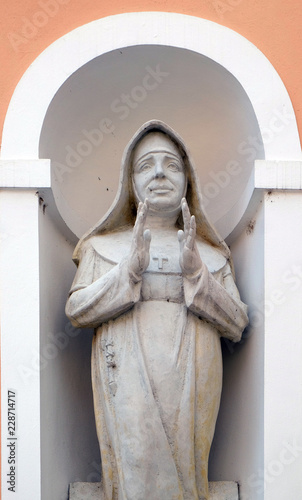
[{"left": 66, "top": 228, "right": 248, "bottom": 500}]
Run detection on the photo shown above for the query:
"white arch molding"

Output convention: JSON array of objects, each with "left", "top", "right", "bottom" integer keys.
[
  {"left": 1, "top": 12, "right": 301, "bottom": 240},
  {"left": 2, "top": 12, "right": 301, "bottom": 160}
]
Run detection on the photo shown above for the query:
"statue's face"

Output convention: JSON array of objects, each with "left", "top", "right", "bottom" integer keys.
[{"left": 132, "top": 132, "right": 186, "bottom": 214}]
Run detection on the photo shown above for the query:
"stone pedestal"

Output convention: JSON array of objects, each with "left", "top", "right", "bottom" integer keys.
[{"left": 69, "top": 481, "right": 239, "bottom": 500}]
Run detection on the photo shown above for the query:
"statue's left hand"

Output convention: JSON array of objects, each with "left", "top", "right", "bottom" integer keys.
[{"left": 178, "top": 198, "right": 203, "bottom": 277}]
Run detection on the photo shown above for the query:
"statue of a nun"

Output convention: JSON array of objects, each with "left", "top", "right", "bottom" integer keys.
[{"left": 66, "top": 120, "right": 248, "bottom": 500}]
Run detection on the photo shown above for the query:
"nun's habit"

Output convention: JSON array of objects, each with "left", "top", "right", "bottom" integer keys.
[{"left": 66, "top": 121, "right": 248, "bottom": 500}]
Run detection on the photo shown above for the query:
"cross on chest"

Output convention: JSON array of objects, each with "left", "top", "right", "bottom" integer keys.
[{"left": 152, "top": 255, "right": 169, "bottom": 270}]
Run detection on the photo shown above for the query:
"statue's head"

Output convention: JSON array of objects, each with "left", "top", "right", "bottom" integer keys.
[
  {"left": 73, "top": 120, "right": 230, "bottom": 266},
  {"left": 131, "top": 131, "right": 187, "bottom": 216}
]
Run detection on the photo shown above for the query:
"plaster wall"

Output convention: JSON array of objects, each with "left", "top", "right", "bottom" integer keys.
[
  {"left": 38, "top": 206, "right": 100, "bottom": 500},
  {"left": 263, "top": 191, "right": 302, "bottom": 499},
  {"left": 0, "top": 190, "right": 41, "bottom": 498},
  {"left": 210, "top": 200, "right": 265, "bottom": 499}
]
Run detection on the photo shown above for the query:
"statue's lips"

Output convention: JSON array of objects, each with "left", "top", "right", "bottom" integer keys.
[{"left": 148, "top": 185, "right": 173, "bottom": 194}]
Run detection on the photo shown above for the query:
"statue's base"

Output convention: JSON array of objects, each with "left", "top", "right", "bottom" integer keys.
[{"left": 69, "top": 481, "right": 239, "bottom": 499}]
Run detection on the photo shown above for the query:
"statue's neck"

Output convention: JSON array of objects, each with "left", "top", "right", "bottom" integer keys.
[{"left": 145, "top": 213, "right": 179, "bottom": 232}]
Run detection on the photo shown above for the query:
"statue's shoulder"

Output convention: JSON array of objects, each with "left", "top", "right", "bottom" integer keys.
[
  {"left": 196, "top": 238, "right": 227, "bottom": 273},
  {"left": 88, "top": 229, "right": 133, "bottom": 264}
]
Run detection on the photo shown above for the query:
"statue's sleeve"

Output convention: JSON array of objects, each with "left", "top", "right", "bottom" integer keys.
[
  {"left": 65, "top": 240, "right": 142, "bottom": 328},
  {"left": 183, "top": 261, "right": 248, "bottom": 342}
]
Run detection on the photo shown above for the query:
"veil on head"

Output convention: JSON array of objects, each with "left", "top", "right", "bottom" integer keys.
[{"left": 73, "top": 120, "right": 231, "bottom": 266}]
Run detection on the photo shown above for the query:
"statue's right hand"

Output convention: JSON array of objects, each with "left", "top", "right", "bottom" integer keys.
[{"left": 128, "top": 200, "right": 151, "bottom": 279}]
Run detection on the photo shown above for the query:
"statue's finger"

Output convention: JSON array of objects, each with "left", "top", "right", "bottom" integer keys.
[
  {"left": 134, "top": 202, "right": 143, "bottom": 226},
  {"left": 133, "top": 203, "right": 146, "bottom": 244},
  {"left": 140, "top": 200, "right": 147, "bottom": 220},
  {"left": 191, "top": 215, "right": 196, "bottom": 235},
  {"left": 187, "top": 216, "right": 196, "bottom": 250},
  {"left": 143, "top": 229, "right": 151, "bottom": 249},
  {"left": 178, "top": 229, "right": 185, "bottom": 250},
  {"left": 181, "top": 198, "right": 191, "bottom": 236},
  {"left": 143, "top": 198, "right": 149, "bottom": 216}
]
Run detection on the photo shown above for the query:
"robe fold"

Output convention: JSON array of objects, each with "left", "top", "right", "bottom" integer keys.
[{"left": 66, "top": 229, "right": 248, "bottom": 500}]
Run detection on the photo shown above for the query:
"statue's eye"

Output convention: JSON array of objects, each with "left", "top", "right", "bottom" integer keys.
[
  {"left": 139, "top": 163, "right": 152, "bottom": 172},
  {"left": 167, "top": 162, "right": 181, "bottom": 172}
]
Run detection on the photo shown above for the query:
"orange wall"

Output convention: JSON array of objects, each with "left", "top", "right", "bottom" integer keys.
[{"left": 0, "top": 0, "right": 302, "bottom": 147}]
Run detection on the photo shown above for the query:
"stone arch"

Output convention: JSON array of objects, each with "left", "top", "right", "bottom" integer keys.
[{"left": 1, "top": 12, "right": 300, "bottom": 160}]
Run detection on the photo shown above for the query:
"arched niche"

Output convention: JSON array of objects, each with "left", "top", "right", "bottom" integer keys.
[
  {"left": 39, "top": 44, "right": 264, "bottom": 240},
  {"left": 1, "top": 12, "right": 301, "bottom": 241}
]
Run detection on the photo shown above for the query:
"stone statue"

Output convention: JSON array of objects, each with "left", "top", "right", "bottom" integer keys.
[{"left": 65, "top": 120, "right": 248, "bottom": 500}]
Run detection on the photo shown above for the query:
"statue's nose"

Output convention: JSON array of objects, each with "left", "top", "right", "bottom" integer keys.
[{"left": 154, "top": 161, "right": 165, "bottom": 178}]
